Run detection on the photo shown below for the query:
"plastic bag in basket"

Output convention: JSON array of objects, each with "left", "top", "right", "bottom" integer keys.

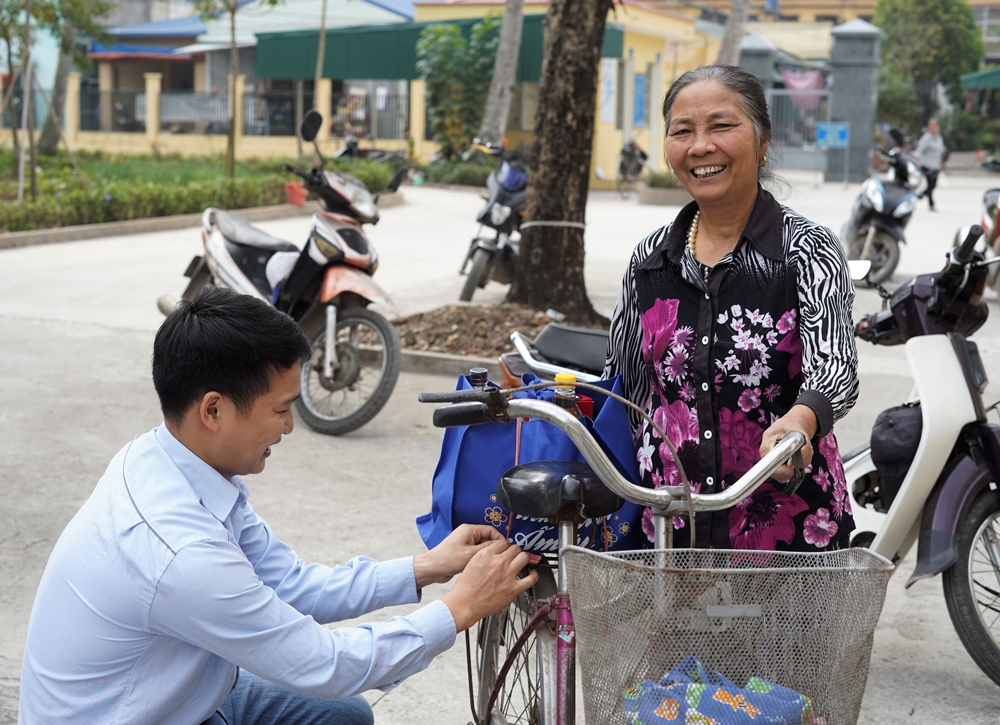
[{"left": 622, "top": 656, "right": 827, "bottom": 725}]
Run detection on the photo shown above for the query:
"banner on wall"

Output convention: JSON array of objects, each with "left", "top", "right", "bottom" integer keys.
[
  {"left": 600, "top": 58, "right": 617, "bottom": 125},
  {"left": 634, "top": 73, "right": 646, "bottom": 128}
]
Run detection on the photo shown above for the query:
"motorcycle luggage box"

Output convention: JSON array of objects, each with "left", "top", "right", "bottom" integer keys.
[{"left": 533, "top": 323, "right": 609, "bottom": 375}]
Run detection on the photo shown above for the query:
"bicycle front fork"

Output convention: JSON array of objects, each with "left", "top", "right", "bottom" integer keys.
[{"left": 555, "top": 519, "right": 576, "bottom": 725}]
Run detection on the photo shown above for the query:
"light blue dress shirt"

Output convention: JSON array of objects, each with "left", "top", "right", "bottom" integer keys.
[{"left": 18, "top": 426, "right": 456, "bottom": 725}]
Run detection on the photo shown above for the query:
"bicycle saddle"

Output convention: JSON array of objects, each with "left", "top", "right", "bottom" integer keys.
[
  {"left": 497, "top": 460, "right": 623, "bottom": 520},
  {"left": 532, "top": 324, "right": 609, "bottom": 375},
  {"left": 211, "top": 209, "right": 298, "bottom": 252}
]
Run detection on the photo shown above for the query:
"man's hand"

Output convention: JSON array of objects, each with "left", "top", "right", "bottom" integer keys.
[
  {"left": 413, "top": 524, "right": 506, "bottom": 590},
  {"left": 760, "top": 405, "right": 816, "bottom": 484},
  {"left": 440, "top": 539, "right": 538, "bottom": 632}
]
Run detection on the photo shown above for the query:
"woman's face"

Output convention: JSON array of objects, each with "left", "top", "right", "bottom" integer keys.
[{"left": 665, "top": 80, "right": 766, "bottom": 206}]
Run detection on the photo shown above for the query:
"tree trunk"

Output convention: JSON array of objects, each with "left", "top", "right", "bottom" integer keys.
[
  {"left": 226, "top": 7, "right": 237, "bottom": 178},
  {"left": 28, "top": 78, "right": 36, "bottom": 199},
  {"left": 313, "top": 0, "right": 328, "bottom": 111},
  {"left": 506, "top": 0, "right": 612, "bottom": 326},
  {"left": 477, "top": 0, "right": 523, "bottom": 145},
  {"left": 39, "top": 32, "right": 74, "bottom": 156},
  {"left": 717, "top": 0, "right": 750, "bottom": 66},
  {"left": 5, "top": 40, "right": 20, "bottom": 172}
]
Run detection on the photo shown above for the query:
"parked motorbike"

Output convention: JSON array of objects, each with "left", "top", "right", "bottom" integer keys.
[
  {"left": 843, "top": 146, "right": 922, "bottom": 285},
  {"left": 616, "top": 139, "right": 648, "bottom": 197},
  {"left": 458, "top": 140, "right": 529, "bottom": 302},
  {"left": 157, "top": 109, "right": 405, "bottom": 436},
  {"left": 497, "top": 323, "right": 607, "bottom": 387},
  {"left": 333, "top": 133, "right": 405, "bottom": 164},
  {"left": 971, "top": 188, "right": 1000, "bottom": 293},
  {"left": 846, "top": 226, "right": 1000, "bottom": 685}
]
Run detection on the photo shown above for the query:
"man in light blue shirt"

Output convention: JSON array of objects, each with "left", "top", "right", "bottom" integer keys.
[{"left": 19, "top": 288, "right": 536, "bottom": 725}]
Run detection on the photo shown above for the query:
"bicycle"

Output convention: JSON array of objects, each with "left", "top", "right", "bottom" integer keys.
[
  {"left": 419, "top": 381, "right": 894, "bottom": 725},
  {"left": 616, "top": 140, "right": 648, "bottom": 198}
]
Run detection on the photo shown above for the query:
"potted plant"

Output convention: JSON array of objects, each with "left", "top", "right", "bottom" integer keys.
[{"left": 639, "top": 170, "right": 692, "bottom": 206}]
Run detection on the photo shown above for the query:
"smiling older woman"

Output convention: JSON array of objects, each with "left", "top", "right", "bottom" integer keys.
[{"left": 605, "top": 65, "right": 860, "bottom": 552}]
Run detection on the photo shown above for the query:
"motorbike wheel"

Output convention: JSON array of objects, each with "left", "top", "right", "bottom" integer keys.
[
  {"left": 460, "top": 248, "right": 491, "bottom": 302},
  {"left": 942, "top": 489, "right": 1000, "bottom": 686},
  {"left": 848, "top": 231, "right": 899, "bottom": 285},
  {"left": 295, "top": 307, "right": 401, "bottom": 436}
]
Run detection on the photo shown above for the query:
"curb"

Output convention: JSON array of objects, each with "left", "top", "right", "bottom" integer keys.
[
  {"left": 0, "top": 201, "right": 325, "bottom": 250},
  {"left": 399, "top": 348, "right": 500, "bottom": 379}
]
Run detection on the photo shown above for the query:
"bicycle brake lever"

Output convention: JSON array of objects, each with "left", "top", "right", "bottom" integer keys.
[{"left": 782, "top": 448, "right": 806, "bottom": 496}]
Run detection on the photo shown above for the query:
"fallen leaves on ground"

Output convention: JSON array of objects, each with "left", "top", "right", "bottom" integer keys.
[{"left": 393, "top": 304, "right": 556, "bottom": 358}]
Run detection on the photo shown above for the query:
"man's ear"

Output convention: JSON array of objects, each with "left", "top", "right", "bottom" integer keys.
[{"left": 198, "top": 392, "right": 226, "bottom": 433}]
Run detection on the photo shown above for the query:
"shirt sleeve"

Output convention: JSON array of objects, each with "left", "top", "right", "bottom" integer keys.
[
  {"left": 604, "top": 228, "right": 668, "bottom": 432},
  {"left": 149, "top": 539, "right": 457, "bottom": 699},
  {"left": 791, "top": 220, "right": 860, "bottom": 438},
  {"left": 236, "top": 501, "right": 418, "bottom": 623}
]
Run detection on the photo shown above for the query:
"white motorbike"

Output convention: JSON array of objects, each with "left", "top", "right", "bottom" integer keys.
[{"left": 848, "top": 225, "right": 1000, "bottom": 686}]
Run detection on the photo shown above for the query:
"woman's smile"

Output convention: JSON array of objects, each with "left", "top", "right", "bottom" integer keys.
[{"left": 690, "top": 165, "right": 727, "bottom": 179}]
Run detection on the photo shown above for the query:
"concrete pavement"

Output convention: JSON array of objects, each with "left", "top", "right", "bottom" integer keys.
[{"left": 2, "top": 174, "right": 1000, "bottom": 722}]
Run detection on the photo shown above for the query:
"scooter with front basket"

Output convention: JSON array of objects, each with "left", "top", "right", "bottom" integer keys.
[
  {"left": 419, "top": 375, "right": 892, "bottom": 724},
  {"left": 846, "top": 225, "right": 1000, "bottom": 686},
  {"left": 157, "top": 109, "right": 405, "bottom": 436}
]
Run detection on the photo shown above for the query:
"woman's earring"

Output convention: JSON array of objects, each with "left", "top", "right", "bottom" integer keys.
[{"left": 759, "top": 157, "right": 768, "bottom": 168}]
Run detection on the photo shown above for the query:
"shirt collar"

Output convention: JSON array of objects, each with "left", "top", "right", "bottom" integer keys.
[
  {"left": 638, "top": 187, "right": 785, "bottom": 270},
  {"left": 154, "top": 424, "right": 245, "bottom": 525}
]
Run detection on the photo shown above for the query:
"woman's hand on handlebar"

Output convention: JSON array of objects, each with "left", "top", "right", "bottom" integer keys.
[
  {"left": 760, "top": 405, "right": 816, "bottom": 483},
  {"left": 440, "top": 538, "right": 539, "bottom": 632}
]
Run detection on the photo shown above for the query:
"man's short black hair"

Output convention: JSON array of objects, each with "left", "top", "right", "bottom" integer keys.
[{"left": 153, "top": 287, "right": 311, "bottom": 421}]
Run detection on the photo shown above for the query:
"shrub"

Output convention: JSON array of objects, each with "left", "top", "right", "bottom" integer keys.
[
  {"left": 424, "top": 161, "right": 493, "bottom": 187},
  {"left": 646, "top": 170, "right": 683, "bottom": 189}
]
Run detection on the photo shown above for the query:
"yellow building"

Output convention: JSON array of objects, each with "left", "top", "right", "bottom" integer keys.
[{"left": 414, "top": 0, "right": 722, "bottom": 188}]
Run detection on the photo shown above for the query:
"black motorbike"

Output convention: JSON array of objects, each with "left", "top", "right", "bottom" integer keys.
[
  {"left": 333, "top": 133, "right": 405, "bottom": 164},
  {"left": 843, "top": 147, "right": 922, "bottom": 285},
  {"left": 458, "top": 140, "right": 529, "bottom": 302}
]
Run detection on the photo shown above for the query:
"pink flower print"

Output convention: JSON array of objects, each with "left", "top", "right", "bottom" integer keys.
[
  {"left": 665, "top": 347, "right": 689, "bottom": 383},
  {"left": 717, "top": 311, "right": 729, "bottom": 324},
  {"left": 814, "top": 466, "right": 832, "bottom": 493},
  {"left": 832, "top": 479, "right": 852, "bottom": 520},
  {"left": 731, "top": 304, "right": 742, "bottom": 317},
  {"left": 723, "top": 354, "right": 740, "bottom": 371},
  {"left": 654, "top": 398, "right": 699, "bottom": 447},
  {"left": 818, "top": 432, "right": 847, "bottom": 489},
  {"left": 751, "top": 334, "right": 767, "bottom": 354},
  {"left": 733, "top": 329, "right": 752, "bottom": 351},
  {"left": 641, "top": 298, "right": 680, "bottom": 369},
  {"left": 762, "top": 312, "right": 774, "bottom": 329},
  {"left": 803, "top": 508, "right": 839, "bottom": 548},
  {"left": 671, "top": 325, "right": 694, "bottom": 350},
  {"left": 715, "top": 372, "right": 723, "bottom": 393},
  {"left": 728, "top": 483, "right": 809, "bottom": 549},
  {"left": 673, "top": 516, "right": 686, "bottom": 529},
  {"left": 642, "top": 507, "right": 655, "bottom": 540},
  {"left": 731, "top": 317, "right": 743, "bottom": 331},
  {"left": 678, "top": 382, "right": 696, "bottom": 402},
  {"left": 766, "top": 330, "right": 778, "bottom": 346},
  {"left": 763, "top": 384, "right": 782, "bottom": 402},
  {"left": 719, "top": 407, "right": 764, "bottom": 479},
  {"left": 651, "top": 470, "right": 664, "bottom": 488},
  {"left": 747, "top": 308, "right": 765, "bottom": 325},
  {"left": 776, "top": 329, "right": 803, "bottom": 379},
  {"left": 738, "top": 388, "right": 761, "bottom": 413},
  {"left": 777, "top": 309, "right": 797, "bottom": 334},
  {"left": 637, "top": 432, "right": 654, "bottom": 477}
]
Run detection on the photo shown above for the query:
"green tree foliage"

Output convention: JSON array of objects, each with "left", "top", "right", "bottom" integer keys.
[
  {"left": 416, "top": 17, "right": 499, "bottom": 152},
  {"left": 877, "top": 67, "right": 923, "bottom": 131},
  {"left": 873, "top": 0, "right": 983, "bottom": 125}
]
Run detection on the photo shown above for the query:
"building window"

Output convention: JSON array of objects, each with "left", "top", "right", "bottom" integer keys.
[
  {"left": 816, "top": 15, "right": 840, "bottom": 24},
  {"left": 780, "top": 15, "right": 799, "bottom": 22},
  {"left": 974, "top": 7, "right": 1000, "bottom": 43}
]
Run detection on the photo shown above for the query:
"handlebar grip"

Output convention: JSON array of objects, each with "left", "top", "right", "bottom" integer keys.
[
  {"left": 284, "top": 163, "right": 311, "bottom": 180},
  {"left": 954, "top": 224, "right": 984, "bottom": 264},
  {"left": 432, "top": 403, "right": 493, "bottom": 428}
]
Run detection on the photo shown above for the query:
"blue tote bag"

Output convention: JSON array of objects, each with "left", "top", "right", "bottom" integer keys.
[{"left": 416, "top": 374, "right": 645, "bottom": 553}]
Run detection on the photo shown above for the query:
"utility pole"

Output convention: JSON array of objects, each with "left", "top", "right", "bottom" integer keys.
[
  {"left": 313, "top": 0, "right": 328, "bottom": 111},
  {"left": 16, "top": 0, "right": 32, "bottom": 203}
]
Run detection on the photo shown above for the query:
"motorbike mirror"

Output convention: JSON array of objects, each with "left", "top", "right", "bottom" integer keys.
[
  {"left": 848, "top": 260, "right": 872, "bottom": 282},
  {"left": 301, "top": 110, "right": 323, "bottom": 142}
]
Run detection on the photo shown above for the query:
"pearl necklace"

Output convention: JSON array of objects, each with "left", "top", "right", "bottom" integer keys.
[{"left": 686, "top": 210, "right": 700, "bottom": 258}]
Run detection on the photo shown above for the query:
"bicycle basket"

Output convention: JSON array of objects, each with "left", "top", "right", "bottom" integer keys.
[{"left": 563, "top": 546, "right": 893, "bottom": 725}]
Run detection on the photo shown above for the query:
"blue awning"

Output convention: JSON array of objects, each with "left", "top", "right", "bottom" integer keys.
[{"left": 88, "top": 41, "right": 195, "bottom": 60}]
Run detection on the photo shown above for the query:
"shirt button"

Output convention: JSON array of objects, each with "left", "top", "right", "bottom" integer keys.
[
  {"left": 704, "top": 430, "right": 713, "bottom": 440},
  {"left": 704, "top": 293, "right": 710, "bottom": 300},
  {"left": 701, "top": 382, "right": 709, "bottom": 392},
  {"left": 706, "top": 476, "right": 714, "bottom": 486},
  {"left": 701, "top": 336, "right": 709, "bottom": 345}
]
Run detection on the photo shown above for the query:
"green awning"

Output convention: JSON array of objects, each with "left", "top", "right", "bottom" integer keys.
[
  {"left": 961, "top": 67, "right": 1000, "bottom": 91},
  {"left": 255, "top": 17, "right": 625, "bottom": 82}
]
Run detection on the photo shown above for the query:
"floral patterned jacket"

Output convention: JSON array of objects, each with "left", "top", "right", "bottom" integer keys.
[{"left": 604, "top": 190, "right": 860, "bottom": 551}]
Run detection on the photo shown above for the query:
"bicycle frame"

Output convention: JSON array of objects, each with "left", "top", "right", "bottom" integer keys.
[{"left": 440, "top": 396, "right": 806, "bottom": 725}]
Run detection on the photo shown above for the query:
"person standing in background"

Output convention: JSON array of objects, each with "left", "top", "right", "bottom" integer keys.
[{"left": 915, "top": 118, "right": 946, "bottom": 211}]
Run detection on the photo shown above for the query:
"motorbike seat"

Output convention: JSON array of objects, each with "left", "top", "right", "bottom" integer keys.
[
  {"left": 533, "top": 324, "right": 609, "bottom": 375},
  {"left": 211, "top": 209, "right": 298, "bottom": 252},
  {"left": 496, "top": 460, "right": 623, "bottom": 520}
]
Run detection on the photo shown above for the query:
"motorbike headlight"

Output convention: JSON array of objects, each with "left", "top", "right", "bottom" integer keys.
[
  {"left": 893, "top": 196, "right": 915, "bottom": 217},
  {"left": 864, "top": 180, "right": 884, "bottom": 213},
  {"left": 490, "top": 204, "right": 512, "bottom": 226},
  {"left": 906, "top": 161, "right": 922, "bottom": 188}
]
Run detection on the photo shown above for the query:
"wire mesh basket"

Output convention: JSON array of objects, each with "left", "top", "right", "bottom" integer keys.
[{"left": 563, "top": 546, "right": 894, "bottom": 725}]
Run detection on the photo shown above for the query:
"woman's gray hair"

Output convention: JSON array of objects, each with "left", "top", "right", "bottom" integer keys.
[{"left": 662, "top": 64, "right": 784, "bottom": 191}]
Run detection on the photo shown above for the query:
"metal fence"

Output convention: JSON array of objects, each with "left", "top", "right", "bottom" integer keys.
[
  {"left": 331, "top": 82, "right": 409, "bottom": 140},
  {"left": 3, "top": 87, "right": 51, "bottom": 130},
  {"left": 159, "top": 92, "right": 229, "bottom": 135},
  {"left": 244, "top": 90, "right": 313, "bottom": 137},
  {"left": 765, "top": 88, "right": 831, "bottom": 148},
  {"left": 80, "top": 89, "right": 146, "bottom": 133}
]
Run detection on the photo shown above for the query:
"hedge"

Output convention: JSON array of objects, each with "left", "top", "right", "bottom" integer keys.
[{"left": 424, "top": 161, "right": 493, "bottom": 187}]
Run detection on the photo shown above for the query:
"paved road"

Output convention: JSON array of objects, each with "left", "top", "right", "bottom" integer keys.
[{"left": 2, "top": 174, "right": 1000, "bottom": 723}]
